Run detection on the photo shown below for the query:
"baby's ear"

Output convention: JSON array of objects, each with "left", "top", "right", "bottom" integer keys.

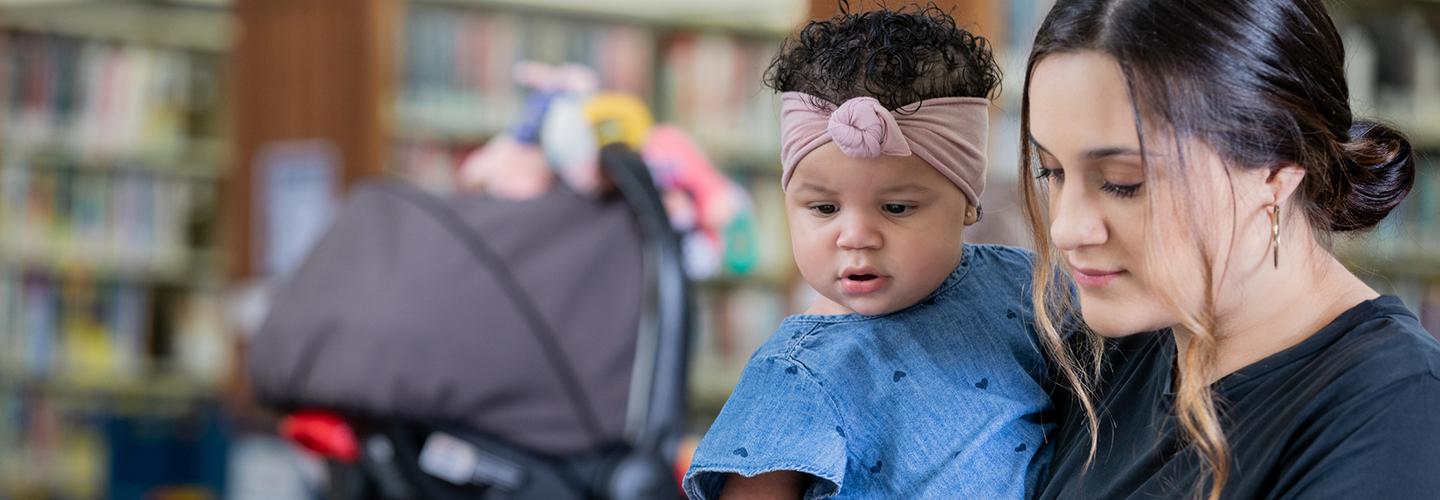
[{"left": 963, "top": 204, "right": 981, "bottom": 226}]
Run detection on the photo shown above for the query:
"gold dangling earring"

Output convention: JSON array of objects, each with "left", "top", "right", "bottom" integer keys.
[{"left": 1269, "top": 204, "right": 1281, "bottom": 269}]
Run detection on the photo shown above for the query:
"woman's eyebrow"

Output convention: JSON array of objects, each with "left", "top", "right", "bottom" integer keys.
[
  {"left": 1084, "top": 146, "right": 1142, "bottom": 160},
  {"left": 1028, "top": 135, "right": 1142, "bottom": 162}
]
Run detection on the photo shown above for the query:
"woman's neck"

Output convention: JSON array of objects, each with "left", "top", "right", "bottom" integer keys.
[{"left": 1175, "top": 245, "right": 1379, "bottom": 384}]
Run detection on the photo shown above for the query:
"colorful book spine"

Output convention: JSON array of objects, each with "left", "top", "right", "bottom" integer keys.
[
  {"left": 0, "top": 271, "right": 18, "bottom": 368},
  {"left": 22, "top": 274, "right": 58, "bottom": 377},
  {"left": 3, "top": 31, "right": 202, "bottom": 161},
  {"left": 0, "top": 162, "right": 190, "bottom": 274},
  {"left": 2, "top": 271, "right": 154, "bottom": 379}
]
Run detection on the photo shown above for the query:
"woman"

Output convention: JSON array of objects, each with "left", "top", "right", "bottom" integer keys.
[{"left": 1021, "top": 0, "right": 1440, "bottom": 498}]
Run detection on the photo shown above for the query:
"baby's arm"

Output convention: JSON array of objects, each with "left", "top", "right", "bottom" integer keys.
[
  {"left": 683, "top": 354, "right": 847, "bottom": 500},
  {"left": 720, "top": 471, "right": 807, "bottom": 499}
]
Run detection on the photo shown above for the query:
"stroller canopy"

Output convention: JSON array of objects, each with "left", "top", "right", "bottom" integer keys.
[{"left": 249, "top": 180, "right": 644, "bottom": 455}]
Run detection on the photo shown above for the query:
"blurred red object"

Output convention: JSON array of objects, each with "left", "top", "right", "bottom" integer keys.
[
  {"left": 280, "top": 410, "right": 359, "bottom": 463},
  {"left": 674, "top": 434, "right": 700, "bottom": 492}
]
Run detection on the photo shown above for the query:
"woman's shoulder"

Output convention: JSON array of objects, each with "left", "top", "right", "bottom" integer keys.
[
  {"left": 1313, "top": 296, "right": 1440, "bottom": 389},
  {"left": 1258, "top": 298, "right": 1440, "bottom": 496}
]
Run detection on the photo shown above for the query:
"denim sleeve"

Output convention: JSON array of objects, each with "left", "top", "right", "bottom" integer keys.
[{"left": 683, "top": 356, "right": 847, "bottom": 500}]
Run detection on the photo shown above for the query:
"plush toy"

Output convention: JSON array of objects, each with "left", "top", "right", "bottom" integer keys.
[
  {"left": 585, "top": 92, "right": 654, "bottom": 150},
  {"left": 458, "top": 62, "right": 600, "bottom": 198},
  {"left": 454, "top": 64, "right": 758, "bottom": 278},
  {"left": 642, "top": 126, "right": 744, "bottom": 240},
  {"left": 456, "top": 135, "right": 553, "bottom": 199},
  {"left": 641, "top": 125, "right": 755, "bottom": 279},
  {"left": 539, "top": 94, "right": 604, "bottom": 195},
  {"left": 539, "top": 91, "right": 655, "bottom": 197}
]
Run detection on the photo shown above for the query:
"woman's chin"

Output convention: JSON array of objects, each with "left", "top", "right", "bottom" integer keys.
[{"left": 1079, "top": 296, "right": 1173, "bottom": 338}]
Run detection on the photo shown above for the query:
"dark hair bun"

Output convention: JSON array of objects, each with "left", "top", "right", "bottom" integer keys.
[{"left": 1329, "top": 121, "right": 1416, "bottom": 232}]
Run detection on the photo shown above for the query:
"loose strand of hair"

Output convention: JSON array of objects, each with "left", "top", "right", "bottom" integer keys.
[
  {"left": 1020, "top": 85, "right": 1103, "bottom": 466},
  {"left": 1125, "top": 73, "right": 1232, "bottom": 500}
]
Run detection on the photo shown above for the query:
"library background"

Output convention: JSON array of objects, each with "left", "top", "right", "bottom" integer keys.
[{"left": 0, "top": 0, "right": 1436, "bottom": 498}]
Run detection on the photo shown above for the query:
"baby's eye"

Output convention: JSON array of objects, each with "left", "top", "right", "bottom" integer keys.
[
  {"left": 810, "top": 203, "right": 838, "bottom": 216},
  {"left": 882, "top": 203, "right": 915, "bottom": 215}
]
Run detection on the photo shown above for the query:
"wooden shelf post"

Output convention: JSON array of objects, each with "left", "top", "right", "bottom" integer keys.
[{"left": 226, "top": 0, "right": 399, "bottom": 279}]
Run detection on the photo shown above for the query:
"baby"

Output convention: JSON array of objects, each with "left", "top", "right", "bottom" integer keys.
[{"left": 683, "top": 4, "right": 1052, "bottom": 499}]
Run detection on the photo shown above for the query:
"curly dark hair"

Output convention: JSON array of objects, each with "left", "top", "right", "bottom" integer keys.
[{"left": 764, "top": 1, "right": 1001, "bottom": 111}]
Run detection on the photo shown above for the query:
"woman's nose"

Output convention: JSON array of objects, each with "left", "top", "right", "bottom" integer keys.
[{"left": 1049, "top": 186, "right": 1109, "bottom": 251}]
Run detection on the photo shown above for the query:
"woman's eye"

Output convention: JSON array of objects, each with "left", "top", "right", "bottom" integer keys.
[
  {"left": 882, "top": 203, "right": 914, "bottom": 215},
  {"left": 1036, "top": 166, "right": 1065, "bottom": 183},
  {"left": 1101, "top": 182, "right": 1143, "bottom": 199},
  {"left": 810, "top": 203, "right": 838, "bottom": 215}
]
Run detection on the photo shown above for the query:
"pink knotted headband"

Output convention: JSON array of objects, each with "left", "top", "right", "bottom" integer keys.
[{"left": 779, "top": 91, "right": 989, "bottom": 206}]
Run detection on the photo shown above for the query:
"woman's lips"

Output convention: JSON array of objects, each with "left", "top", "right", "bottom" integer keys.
[{"left": 1071, "top": 267, "right": 1125, "bottom": 288}]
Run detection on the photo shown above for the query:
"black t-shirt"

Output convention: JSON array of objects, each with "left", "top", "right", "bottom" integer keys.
[{"left": 1038, "top": 296, "right": 1440, "bottom": 499}]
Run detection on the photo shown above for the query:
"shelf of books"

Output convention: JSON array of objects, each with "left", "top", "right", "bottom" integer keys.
[
  {"left": 0, "top": 4, "right": 235, "bottom": 497},
  {"left": 392, "top": 1, "right": 788, "bottom": 169}
]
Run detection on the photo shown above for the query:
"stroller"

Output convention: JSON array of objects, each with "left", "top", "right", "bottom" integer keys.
[{"left": 247, "top": 144, "right": 693, "bottom": 500}]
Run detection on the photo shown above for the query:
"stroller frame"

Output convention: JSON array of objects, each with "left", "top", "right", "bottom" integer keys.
[{"left": 281, "top": 144, "right": 694, "bottom": 500}]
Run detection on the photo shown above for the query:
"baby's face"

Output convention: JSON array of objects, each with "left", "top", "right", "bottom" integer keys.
[{"left": 786, "top": 143, "right": 970, "bottom": 316}]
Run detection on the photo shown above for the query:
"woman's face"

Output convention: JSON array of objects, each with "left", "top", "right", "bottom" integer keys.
[{"left": 1027, "top": 51, "right": 1278, "bottom": 337}]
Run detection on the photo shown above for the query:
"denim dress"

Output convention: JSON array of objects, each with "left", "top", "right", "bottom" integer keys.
[{"left": 684, "top": 244, "right": 1052, "bottom": 499}]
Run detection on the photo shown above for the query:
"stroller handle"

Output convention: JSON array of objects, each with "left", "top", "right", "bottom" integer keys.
[{"left": 599, "top": 143, "right": 694, "bottom": 464}]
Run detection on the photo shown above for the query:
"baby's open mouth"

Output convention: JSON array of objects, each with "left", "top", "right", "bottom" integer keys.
[{"left": 838, "top": 272, "right": 887, "bottom": 296}]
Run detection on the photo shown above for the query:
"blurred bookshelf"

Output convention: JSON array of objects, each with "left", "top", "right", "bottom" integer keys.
[
  {"left": 0, "top": 1, "right": 234, "bottom": 498},
  {"left": 0, "top": 0, "right": 230, "bottom": 52},
  {"left": 390, "top": 1, "right": 790, "bottom": 172},
  {"left": 1327, "top": 1, "right": 1440, "bottom": 336}
]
